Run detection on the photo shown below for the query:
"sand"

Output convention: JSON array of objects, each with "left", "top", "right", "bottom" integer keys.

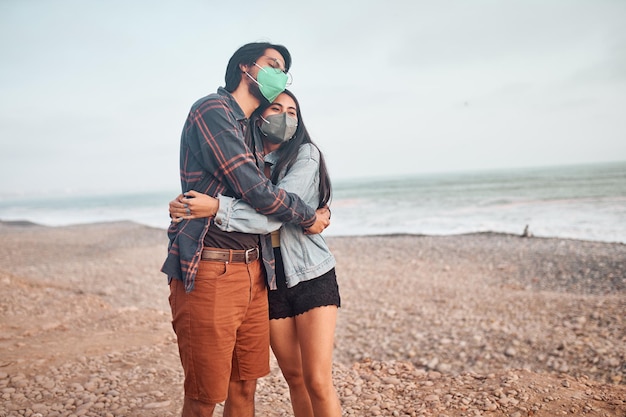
[{"left": 0, "top": 221, "right": 624, "bottom": 416}]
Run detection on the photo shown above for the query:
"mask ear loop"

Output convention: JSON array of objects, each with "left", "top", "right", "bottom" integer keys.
[
  {"left": 245, "top": 71, "right": 262, "bottom": 88},
  {"left": 257, "top": 115, "right": 269, "bottom": 138},
  {"left": 253, "top": 62, "right": 268, "bottom": 73},
  {"left": 243, "top": 62, "right": 267, "bottom": 87}
]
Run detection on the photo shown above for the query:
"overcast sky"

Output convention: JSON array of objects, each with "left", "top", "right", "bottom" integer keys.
[{"left": 1, "top": 0, "right": 625, "bottom": 197}]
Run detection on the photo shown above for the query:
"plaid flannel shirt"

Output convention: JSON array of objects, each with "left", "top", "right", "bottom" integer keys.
[{"left": 161, "top": 88, "right": 316, "bottom": 292}]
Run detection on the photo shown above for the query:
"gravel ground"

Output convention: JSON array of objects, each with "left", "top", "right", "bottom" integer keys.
[{"left": 0, "top": 221, "right": 624, "bottom": 416}]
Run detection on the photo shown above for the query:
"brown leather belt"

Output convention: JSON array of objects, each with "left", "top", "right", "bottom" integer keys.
[{"left": 201, "top": 247, "right": 260, "bottom": 264}]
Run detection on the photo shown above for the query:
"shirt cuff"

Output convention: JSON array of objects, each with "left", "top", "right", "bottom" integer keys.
[
  {"left": 300, "top": 213, "right": 316, "bottom": 229},
  {"left": 214, "top": 194, "right": 234, "bottom": 229}
]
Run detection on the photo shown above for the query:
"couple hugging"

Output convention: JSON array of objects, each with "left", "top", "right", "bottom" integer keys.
[{"left": 162, "top": 41, "right": 341, "bottom": 417}]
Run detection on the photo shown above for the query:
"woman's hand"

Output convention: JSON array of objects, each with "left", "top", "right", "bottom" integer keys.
[
  {"left": 304, "top": 205, "right": 331, "bottom": 234},
  {"left": 169, "top": 190, "right": 219, "bottom": 222}
]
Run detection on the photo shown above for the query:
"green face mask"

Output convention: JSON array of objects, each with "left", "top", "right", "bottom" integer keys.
[{"left": 248, "top": 64, "right": 288, "bottom": 102}]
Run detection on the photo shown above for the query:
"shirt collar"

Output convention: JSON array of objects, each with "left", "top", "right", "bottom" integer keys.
[
  {"left": 217, "top": 87, "right": 246, "bottom": 121},
  {"left": 264, "top": 150, "right": 280, "bottom": 166}
]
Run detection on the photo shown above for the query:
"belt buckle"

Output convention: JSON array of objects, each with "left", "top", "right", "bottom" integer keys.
[{"left": 244, "top": 247, "right": 257, "bottom": 264}]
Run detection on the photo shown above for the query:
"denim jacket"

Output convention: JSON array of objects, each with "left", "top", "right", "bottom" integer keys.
[
  {"left": 160, "top": 88, "right": 316, "bottom": 292},
  {"left": 213, "top": 143, "right": 336, "bottom": 288}
]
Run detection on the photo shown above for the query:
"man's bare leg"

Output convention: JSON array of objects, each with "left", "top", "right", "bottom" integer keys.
[
  {"left": 223, "top": 379, "right": 257, "bottom": 417},
  {"left": 182, "top": 396, "right": 216, "bottom": 417}
]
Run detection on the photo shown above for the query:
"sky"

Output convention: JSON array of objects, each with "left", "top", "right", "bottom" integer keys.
[{"left": 1, "top": 0, "right": 625, "bottom": 197}]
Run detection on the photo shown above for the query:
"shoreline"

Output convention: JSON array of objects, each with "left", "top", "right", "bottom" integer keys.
[
  {"left": 2, "top": 218, "right": 625, "bottom": 246},
  {"left": 0, "top": 221, "right": 624, "bottom": 416}
]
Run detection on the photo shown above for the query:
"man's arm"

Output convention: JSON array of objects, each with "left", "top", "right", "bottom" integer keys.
[
  {"left": 187, "top": 99, "right": 319, "bottom": 228},
  {"left": 213, "top": 144, "right": 327, "bottom": 234}
]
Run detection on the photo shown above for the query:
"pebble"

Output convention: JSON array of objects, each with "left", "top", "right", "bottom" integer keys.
[{"left": 1, "top": 227, "right": 624, "bottom": 416}]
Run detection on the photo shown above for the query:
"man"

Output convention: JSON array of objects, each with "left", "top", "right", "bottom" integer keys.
[{"left": 161, "top": 42, "right": 330, "bottom": 417}]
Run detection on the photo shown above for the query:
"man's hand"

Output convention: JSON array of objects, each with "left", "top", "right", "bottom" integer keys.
[
  {"left": 169, "top": 190, "right": 219, "bottom": 222},
  {"left": 304, "top": 206, "right": 331, "bottom": 234}
]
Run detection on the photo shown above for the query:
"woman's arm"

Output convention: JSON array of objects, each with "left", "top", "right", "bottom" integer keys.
[
  {"left": 213, "top": 194, "right": 283, "bottom": 233},
  {"left": 216, "top": 144, "right": 326, "bottom": 233},
  {"left": 169, "top": 144, "right": 329, "bottom": 233}
]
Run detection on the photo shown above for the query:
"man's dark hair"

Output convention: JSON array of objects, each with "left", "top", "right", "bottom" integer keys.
[{"left": 224, "top": 42, "right": 291, "bottom": 92}]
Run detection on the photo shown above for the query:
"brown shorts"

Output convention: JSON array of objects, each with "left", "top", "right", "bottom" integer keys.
[{"left": 169, "top": 259, "right": 270, "bottom": 404}]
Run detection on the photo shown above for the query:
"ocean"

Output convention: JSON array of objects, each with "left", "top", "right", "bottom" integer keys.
[{"left": 1, "top": 161, "right": 625, "bottom": 244}]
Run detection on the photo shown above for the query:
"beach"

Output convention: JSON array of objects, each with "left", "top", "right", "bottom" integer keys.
[{"left": 0, "top": 221, "right": 624, "bottom": 416}]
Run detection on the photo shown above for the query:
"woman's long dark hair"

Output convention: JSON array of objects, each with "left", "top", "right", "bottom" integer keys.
[{"left": 246, "top": 89, "right": 332, "bottom": 208}]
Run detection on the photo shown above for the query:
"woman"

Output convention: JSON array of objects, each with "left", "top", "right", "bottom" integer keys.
[{"left": 170, "top": 90, "right": 342, "bottom": 417}]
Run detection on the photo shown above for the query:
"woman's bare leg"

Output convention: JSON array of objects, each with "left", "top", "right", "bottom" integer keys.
[
  {"left": 270, "top": 317, "right": 314, "bottom": 417},
  {"left": 296, "top": 305, "right": 341, "bottom": 417}
]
